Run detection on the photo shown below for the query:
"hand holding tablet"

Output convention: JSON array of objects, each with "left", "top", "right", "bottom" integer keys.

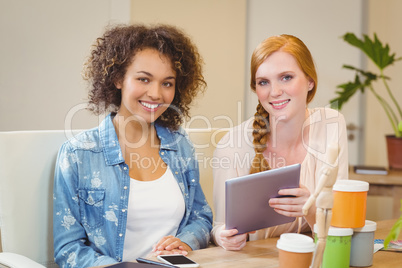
[{"left": 225, "top": 164, "right": 301, "bottom": 234}]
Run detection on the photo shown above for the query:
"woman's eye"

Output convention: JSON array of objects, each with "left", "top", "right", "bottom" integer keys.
[
  {"left": 139, "top": 78, "right": 149, "bottom": 83},
  {"left": 162, "top": 82, "right": 174, "bottom": 87},
  {"left": 283, "top": 75, "right": 293, "bottom": 81},
  {"left": 257, "top": 80, "right": 268, "bottom": 86}
]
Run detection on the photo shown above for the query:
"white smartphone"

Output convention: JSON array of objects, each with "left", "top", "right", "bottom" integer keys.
[{"left": 156, "top": 254, "right": 199, "bottom": 267}]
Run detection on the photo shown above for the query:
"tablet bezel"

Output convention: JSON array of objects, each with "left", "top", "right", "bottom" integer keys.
[{"left": 225, "top": 163, "right": 301, "bottom": 234}]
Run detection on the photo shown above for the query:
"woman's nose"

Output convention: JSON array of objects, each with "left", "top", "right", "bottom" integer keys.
[
  {"left": 147, "top": 84, "right": 162, "bottom": 100},
  {"left": 270, "top": 82, "right": 283, "bottom": 97}
]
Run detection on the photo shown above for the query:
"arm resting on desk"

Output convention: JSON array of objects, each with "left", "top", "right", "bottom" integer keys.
[{"left": 0, "top": 252, "right": 46, "bottom": 268}]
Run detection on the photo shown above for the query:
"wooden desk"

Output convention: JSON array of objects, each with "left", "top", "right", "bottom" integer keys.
[
  {"left": 179, "top": 219, "right": 400, "bottom": 268},
  {"left": 349, "top": 167, "right": 402, "bottom": 218},
  {"left": 97, "top": 219, "right": 401, "bottom": 268}
]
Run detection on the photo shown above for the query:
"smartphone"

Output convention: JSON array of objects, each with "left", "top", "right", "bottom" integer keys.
[
  {"left": 156, "top": 254, "right": 199, "bottom": 268},
  {"left": 136, "top": 257, "right": 179, "bottom": 267}
]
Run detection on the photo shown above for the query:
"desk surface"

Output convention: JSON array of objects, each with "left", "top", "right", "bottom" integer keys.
[
  {"left": 98, "top": 219, "right": 401, "bottom": 268},
  {"left": 178, "top": 219, "right": 401, "bottom": 268}
]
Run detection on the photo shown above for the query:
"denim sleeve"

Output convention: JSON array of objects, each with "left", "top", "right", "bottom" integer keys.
[
  {"left": 175, "top": 138, "right": 213, "bottom": 250},
  {"left": 53, "top": 142, "right": 117, "bottom": 267}
]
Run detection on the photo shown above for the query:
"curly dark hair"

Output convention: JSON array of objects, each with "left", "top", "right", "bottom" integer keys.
[{"left": 82, "top": 23, "right": 206, "bottom": 130}]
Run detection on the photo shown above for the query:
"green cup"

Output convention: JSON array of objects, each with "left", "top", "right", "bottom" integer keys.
[{"left": 314, "top": 225, "right": 353, "bottom": 268}]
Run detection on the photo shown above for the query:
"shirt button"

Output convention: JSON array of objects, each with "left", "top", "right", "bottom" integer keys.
[
  {"left": 124, "top": 186, "right": 128, "bottom": 190},
  {"left": 192, "top": 179, "right": 195, "bottom": 182},
  {"left": 161, "top": 152, "right": 164, "bottom": 155},
  {"left": 175, "top": 171, "right": 178, "bottom": 175},
  {"left": 123, "top": 167, "right": 127, "bottom": 170},
  {"left": 122, "top": 209, "right": 126, "bottom": 212},
  {"left": 119, "top": 233, "right": 123, "bottom": 237}
]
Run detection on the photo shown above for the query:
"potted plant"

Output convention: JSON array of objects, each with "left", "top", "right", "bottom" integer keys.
[{"left": 330, "top": 33, "right": 402, "bottom": 169}]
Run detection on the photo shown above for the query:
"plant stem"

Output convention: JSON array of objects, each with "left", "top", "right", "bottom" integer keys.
[
  {"left": 381, "top": 70, "right": 402, "bottom": 119},
  {"left": 369, "top": 85, "right": 399, "bottom": 136}
]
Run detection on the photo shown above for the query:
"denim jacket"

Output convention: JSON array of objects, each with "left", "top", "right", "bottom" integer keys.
[{"left": 53, "top": 114, "right": 213, "bottom": 268}]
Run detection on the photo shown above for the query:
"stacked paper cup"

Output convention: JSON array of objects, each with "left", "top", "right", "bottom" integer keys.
[
  {"left": 314, "top": 179, "right": 375, "bottom": 268},
  {"left": 313, "top": 225, "right": 353, "bottom": 268},
  {"left": 331, "top": 180, "right": 370, "bottom": 228},
  {"left": 276, "top": 233, "right": 315, "bottom": 268},
  {"left": 350, "top": 220, "right": 377, "bottom": 267}
]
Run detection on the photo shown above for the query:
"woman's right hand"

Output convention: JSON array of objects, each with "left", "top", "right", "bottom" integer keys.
[{"left": 216, "top": 225, "right": 248, "bottom": 251}]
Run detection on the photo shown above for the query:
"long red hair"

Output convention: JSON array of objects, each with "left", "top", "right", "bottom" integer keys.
[{"left": 249, "top": 34, "right": 317, "bottom": 174}]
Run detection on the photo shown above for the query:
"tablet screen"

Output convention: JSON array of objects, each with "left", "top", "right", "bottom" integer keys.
[{"left": 225, "top": 163, "right": 301, "bottom": 234}]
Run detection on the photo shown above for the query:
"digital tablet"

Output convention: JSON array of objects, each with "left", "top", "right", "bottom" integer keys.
[{"left": 225, "top": 163, "right": 301, "bottom": 234}]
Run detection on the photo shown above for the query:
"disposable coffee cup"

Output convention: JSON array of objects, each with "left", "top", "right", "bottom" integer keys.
[
  {"left": 276, "top": 233, "right": 315, "bottom": 268},
  {"left": 332, "top": 179, "right": 369, "bottom": 228},
  {"left": 350, "top": 220, "right": 377, "bottom": 267}
]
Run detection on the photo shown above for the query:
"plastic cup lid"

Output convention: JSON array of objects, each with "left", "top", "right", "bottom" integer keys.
[
  {"left": 276, "top": 233, "right": 315, "bottom": 253},
  {"left": 333, "top": 179, "right": 369, "bottom": 192},
  {"left": 353, "top": 220, "right": 377, "bottom": 232},
  {"left": 314, "top": 225, "right": 353, "bottom": 236}
]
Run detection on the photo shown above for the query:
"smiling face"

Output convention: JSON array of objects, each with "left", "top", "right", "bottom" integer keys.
[
  {"left": 255, "top": 51, "right": 314, "bottom": 122},
  {"left": 115, "top": 48, "right": 176, "bottom": 124}
]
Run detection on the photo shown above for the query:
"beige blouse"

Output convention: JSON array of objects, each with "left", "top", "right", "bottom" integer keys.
[{"left": 211, "top": 107, "right": 349, "bottom": 244}]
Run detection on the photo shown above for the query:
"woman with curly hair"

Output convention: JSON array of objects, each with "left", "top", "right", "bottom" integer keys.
[
  {"left": 53, "top": 24, "right": 212, "bottom": 267},
  {"left": 211, "top": 34, "right": 348, "bottom": 250}
]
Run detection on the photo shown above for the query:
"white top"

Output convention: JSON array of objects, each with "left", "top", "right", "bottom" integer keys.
[
  {"left": 353, "top": 220, "right": 377, "bottom": 233},
  {"left": 212, "top": 107, "right": 349, "bottom": 243},
  {"left": 333, "top": 179, "right": 369, "bottom": 192},
  {"left": 314, "top": 225, "right": 353, "bottom": 236},
  {"left": 276, "top": 233, "right": 315, "bottom": 253},
  {"left": 123, "top": 167, "right": 185, "bottom": 261}
]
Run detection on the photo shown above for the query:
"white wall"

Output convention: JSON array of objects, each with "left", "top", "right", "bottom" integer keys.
[
  {"left": 0, "top": 0, "right": 130, "bottom": 131},
  {"left": 365, "top": 0, "right": 402, "bottom": 167},
  {"left": 130, "top": 0, "right": 247, "bottom": 129},
  {"left": 245, "top": 0, "right": 365, "bottom": 165},
  {"left": 1, "top": 0, "right": 401, "bottom": 169}
]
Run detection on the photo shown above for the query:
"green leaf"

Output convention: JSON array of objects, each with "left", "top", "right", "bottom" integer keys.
[
  {"left": 342, "top": 65, "right": 382, "bottom": 81},
  {"left": 399, "top": 121, "right": 402, "bottom": 133},
  {"left": 331, "top": 66, "right": 381, "bottom": 110},
  {"left": 330, "top": 75, "right": 365, "bottom": 110},
  {"left": 342, "top": 33, "right": 401, "bottom": 70},
  {"left": 384, "top": 200, "right": 402, "bottom": 249}
]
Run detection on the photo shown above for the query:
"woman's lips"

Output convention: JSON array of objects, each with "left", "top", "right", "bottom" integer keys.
[
  {"left": 270, "top": 99, "right": 290, "bottom": 109},
  {"left": 139, "top": 101, "right": 161, "bottom": 111}
]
